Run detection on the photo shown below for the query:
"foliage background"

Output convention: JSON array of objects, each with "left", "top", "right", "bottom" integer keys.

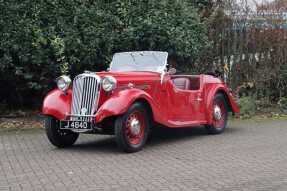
[
  {"left": 0, "top": 0, "right": 286, "bottom": 112},
  {"left": 0, "top": 0, "right": 208, "bottom": 108},
  {"left": 202, "top": 0, "right": 287, "bottom": 113}
]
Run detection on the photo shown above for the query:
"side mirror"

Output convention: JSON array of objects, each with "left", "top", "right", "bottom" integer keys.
[{"left": 168, "top": 68, "right": 177, "bottom": 75}]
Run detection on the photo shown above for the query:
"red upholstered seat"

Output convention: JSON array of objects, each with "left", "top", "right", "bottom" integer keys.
[
  {"left": 172, "top": 76, "right": 200, "bottom": 90},
  {"left": 189, "top": 78, "right": 200, "bottom": 90},
  {"left": 172, "top": 78, "right": 191, "bottom": 90}
]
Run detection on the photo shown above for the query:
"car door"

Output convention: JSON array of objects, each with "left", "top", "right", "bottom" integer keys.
[
  {"left": 164, "top": 76, "right": 205, "bottom": 122},
  {"left": 187, "top": 76, "right": 205, "bottom": 122},
  {"left": 164, "top": 79, "right": 194, "bottom": 121}
]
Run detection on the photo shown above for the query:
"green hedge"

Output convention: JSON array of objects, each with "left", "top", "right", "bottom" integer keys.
[{"left": 0, "top": 0, "right": 208, "bottom": 107}]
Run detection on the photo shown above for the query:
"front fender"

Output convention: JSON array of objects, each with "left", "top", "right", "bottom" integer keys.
[
  {"left": 205, "top": 84, "right": 240, "bottom": 124},
  {"left": 95, "top": 89, "right": 156, "bottom": 123},
  {"left": 42, "top": 89, "right": 72, "bottom": 120}
]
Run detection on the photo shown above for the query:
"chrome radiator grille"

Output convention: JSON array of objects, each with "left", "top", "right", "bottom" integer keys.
[{"left": 70, "top": 73, "right": 101, "bottom": 121}]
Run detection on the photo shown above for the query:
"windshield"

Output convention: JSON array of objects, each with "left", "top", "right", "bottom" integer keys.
[{"left": 110, "top": 51, "right": 168, "bottom": 73}]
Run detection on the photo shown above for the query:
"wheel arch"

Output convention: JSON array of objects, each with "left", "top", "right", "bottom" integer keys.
[
  {"left": 209, "top": 85, "right": 240, "bottom": 114},
  {"left": 216, "top": 90, "right": 232, "bottom": 112},
  {"left": 205, "top": 85, "right": 240, "bottom": 124},
  {"left": 132, "top": 98, "right": 154, "bottom": 121},
  {"left": 42, "top": 89, "right": 72, "bottom": 121},
  {"left": 95, "top": 89, "right": 158, "bottom": 123}
]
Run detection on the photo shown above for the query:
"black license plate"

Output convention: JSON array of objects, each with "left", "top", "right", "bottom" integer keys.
[{"left": 60, "top": 121, "right": 92, "bottom": 130}]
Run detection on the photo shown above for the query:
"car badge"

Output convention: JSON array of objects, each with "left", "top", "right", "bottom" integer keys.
[
  {"left": 81, "top": 108, "right": 88, "bottom": 115},
  {"left": 128, "top": 83, "right": 134, "bottom": 89}
]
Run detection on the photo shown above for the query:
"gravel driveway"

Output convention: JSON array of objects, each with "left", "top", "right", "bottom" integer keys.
[{"left": 0, "top": 119, "right": 287, "bottom": 191}]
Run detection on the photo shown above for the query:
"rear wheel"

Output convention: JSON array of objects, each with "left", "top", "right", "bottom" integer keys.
[
  {"left": 115, "top": 102, "right": 151, "bottom": 153},
  {"left": 205, "top": 93, "right": 228, "bottom": 134},
  {"left": 45, "top": 116, "right": 79, "bottom": 148}
]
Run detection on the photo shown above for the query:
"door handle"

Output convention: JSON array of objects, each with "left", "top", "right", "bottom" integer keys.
[
  {"left": 196, "top": 96, "right": 203, "bottom": 102},
  {"left": 190, "top": 96, "right": 203, "bottom": 102}
]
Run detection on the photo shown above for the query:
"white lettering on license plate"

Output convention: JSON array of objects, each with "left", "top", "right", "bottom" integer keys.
[{"left": 64, "top": 121, "right": 88, "bottom": 129}]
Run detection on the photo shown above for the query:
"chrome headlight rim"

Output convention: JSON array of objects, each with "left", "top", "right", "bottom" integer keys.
[
  {"left": 102, "top": 76, "right": 117, "bottom": 92},
  {"left": 56, "top": 75, "right": 71, "bottom": 92}
]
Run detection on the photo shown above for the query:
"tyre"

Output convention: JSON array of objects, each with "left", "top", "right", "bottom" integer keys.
[
  {"left": 205, "top": 93, "right": 228, "bottom": 134},
  {"left": 115, "top": 102, "right": 151, "bottom": 153},
  {"left": 44, "top": 116, "right": 79, "bottom": 148}
]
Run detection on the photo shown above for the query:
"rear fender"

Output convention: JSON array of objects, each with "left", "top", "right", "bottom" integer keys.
[
  {"left": 42, "top": 89, "right": 72, "bottom": 120},
  {"left": 95, "top": 89, "right": 157, "bottom": 123},
  {"left": 205, "top": 85, "right": 240, "bottom": 124}
]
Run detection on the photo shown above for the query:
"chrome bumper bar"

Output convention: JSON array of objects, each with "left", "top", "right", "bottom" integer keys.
[{"left": 65, "top": 113, "right": 96, "bottom": 122}]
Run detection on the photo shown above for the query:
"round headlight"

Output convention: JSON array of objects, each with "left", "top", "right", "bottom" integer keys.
[
  {"left": 102, "top": 76, "right": 117, "bottom": 92},
  {"left": 56, "top": 75, "right": 71, "bottom": 92}
]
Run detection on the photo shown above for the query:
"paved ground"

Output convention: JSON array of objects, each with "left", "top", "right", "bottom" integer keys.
[{"left": 0, "top": 119, "right": 287, "bottom": 191}]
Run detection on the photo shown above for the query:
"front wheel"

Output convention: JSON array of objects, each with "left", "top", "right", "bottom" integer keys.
[
  {"left": 205, "top": 93, "right": 228, "bottom": 134},
  {"left": 45, "top": 116, "right": 79, "bottom": 148},
  {"left": 115, "top": 102, "right": 151, "bottom": 153}
]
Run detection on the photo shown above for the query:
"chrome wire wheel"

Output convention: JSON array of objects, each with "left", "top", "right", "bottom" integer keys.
[
  {"left": 205, "top": 93, "right": 228, "bottom": 134},
  {"left": 126, "top": 111, "right": 146, "bottom": 145},
  {"left": 213, "top": 99, "right": 227, "bottom": 130},
  {"left": 115, "top": 102, "right": 151, "bottom": 153}
]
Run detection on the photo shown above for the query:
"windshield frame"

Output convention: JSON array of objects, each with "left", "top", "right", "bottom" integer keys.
[{"left": 109, "top": 51, "right": 168, "bottom": 74}]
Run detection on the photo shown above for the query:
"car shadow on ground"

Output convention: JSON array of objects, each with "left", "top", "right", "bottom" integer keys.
[
  {"left": 146, "top": 125, "right": 239, "bottom": 148},
  {"left": 64, "top": 125, "right": 240, "bottom": 154},
  {"left": 66, "top": 136, "right": 119, "bottom": 153}
]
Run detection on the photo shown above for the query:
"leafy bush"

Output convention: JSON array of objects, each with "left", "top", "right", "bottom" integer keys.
[
  {"left": 0, "top": 0, "right": 208, "bottom": 107},
  {"left": 0, "top": 0, "right": 207, "bottom": 107},
  {"left": 278, "top": 97, "right": 287, "bottom": 113},
  {"left": 237, "top": 97, "right": 256, "bottom": 118}
]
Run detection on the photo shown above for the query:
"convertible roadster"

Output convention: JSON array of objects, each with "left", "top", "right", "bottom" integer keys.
[{"left": 42, "top": 51, "right": 240, "bottom": 152}]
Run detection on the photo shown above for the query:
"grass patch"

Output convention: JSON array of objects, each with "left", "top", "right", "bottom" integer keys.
[
  {"left": 0, "top": 127, "right": 43, "bottom": 134},
  {"left": 231, "top": 113, "right": 287, "bottom": 121},
  {"left": 0, "top": 116, "right": 43, "bottom": 133}
]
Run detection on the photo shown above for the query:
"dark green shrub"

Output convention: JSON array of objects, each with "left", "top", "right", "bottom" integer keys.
[
  {"left": 278, "top": 97, "right": 287, "bottom": 113},
  {"left": 0, "top": 0, "right": 208, "bottom": 107},
  {"left": 237, "top": 97, "right": 256, "bottom": 118}
]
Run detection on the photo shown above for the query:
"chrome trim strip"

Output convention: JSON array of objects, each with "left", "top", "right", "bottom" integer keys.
[
  {"left": 66, "top": 114, "right": 96, "bottom": 117},
  {"left": 161, "top": 55, "right": 168, "bottom": 84},
  {"left": 118, "top": 84, "right": 151, "bottom": 90}
]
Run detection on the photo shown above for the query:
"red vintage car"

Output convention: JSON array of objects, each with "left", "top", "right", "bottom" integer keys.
[{"left": 42, "top": 51, "right": 240, "bottom": 152}]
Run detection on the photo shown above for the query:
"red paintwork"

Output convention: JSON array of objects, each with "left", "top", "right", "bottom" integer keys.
[
  {"left": 42, "top": 89, "right": 72, "bottom": 120},
  {"left": 42, "top": 71, "right": 240, "bottom": 128},
  {"left": 95, "top": 88, "right": 159, "bottom": 123}
]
